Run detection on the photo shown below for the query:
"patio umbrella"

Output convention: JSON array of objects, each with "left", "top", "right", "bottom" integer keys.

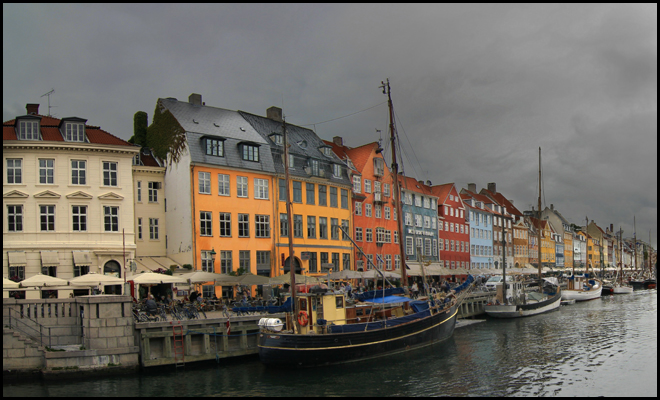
[
  {"left": 3, "top": 278, "right": 20, "bottom": 289},
  {"left": 271, "top": 272, "right": 323, "bottom": 284},
  {"left": 19, "top": 273, "right": 69, "bottom": 288},
  {"left": 130, "top": 272, "right": 188, "bottom": 285},
  {"left": 181, "top": 271, "right": 238, "bottom": 284},
  {"left": 325, "top": 270, "right": 363, "bottom": 280},
  {"left": 69, "top": 272, "right": 125, "bottom": 286},
  {"left": 237, "top": 273, "right": 272, "bottom": 285}
]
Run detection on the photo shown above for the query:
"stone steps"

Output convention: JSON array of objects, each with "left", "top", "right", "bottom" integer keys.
[{"left": 8, "top": 329, "right": 46, "bottom": 352}]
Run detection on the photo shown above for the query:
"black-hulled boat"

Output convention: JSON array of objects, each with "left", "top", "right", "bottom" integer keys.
[{"left": 258, "top": 281, "right": 471, "bottom": 367}]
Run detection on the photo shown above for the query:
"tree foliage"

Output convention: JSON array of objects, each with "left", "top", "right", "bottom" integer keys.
[
  {"left": 133, "top": 111, "right": 148, "bottom": 147},
  {"left": 146, "top": 100, "right": 187, "bottom": 167}
]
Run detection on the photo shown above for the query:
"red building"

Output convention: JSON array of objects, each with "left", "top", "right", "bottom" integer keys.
[
  {"left": 431, "top": 183, "right": 471, "bottom": 271},
  {"left": 325, "top": 137, "right": 401, "bottom": 272}
]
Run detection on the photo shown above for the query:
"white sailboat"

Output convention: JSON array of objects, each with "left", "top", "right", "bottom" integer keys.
[{"left": 484, "top": 147, "right": 561, "bottom": 318}]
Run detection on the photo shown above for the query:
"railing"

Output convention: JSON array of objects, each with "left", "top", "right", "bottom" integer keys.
[{"left": 5, "top": 307, "right": 52, "bottom": 348}]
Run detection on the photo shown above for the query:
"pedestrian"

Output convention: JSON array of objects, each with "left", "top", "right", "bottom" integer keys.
[
  {"left": 145, "top": 294, "right": 158, "bottom": 316},
  {"left": 411, "top": 282, "right": 419, "bottom": 299}
]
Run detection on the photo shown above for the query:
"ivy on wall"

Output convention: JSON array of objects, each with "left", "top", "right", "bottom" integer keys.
[{"left": 146, "top": 100, "right": 187, "bottom": 167}]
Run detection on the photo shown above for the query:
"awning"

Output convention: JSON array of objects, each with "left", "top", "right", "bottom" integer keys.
[
  {"left": 72, "top": 251, "right": 93, "bottom": 266},
  {"left": 8, "top": 251, "right": 27, "bottom": 267},
  {"left": 40, "top": 251, "right": 60, "bottom": 267}
]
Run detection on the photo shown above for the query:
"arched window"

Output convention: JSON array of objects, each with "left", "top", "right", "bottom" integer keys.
[{"left": 104, "top": 260, "right": 121, "bottom": 278}]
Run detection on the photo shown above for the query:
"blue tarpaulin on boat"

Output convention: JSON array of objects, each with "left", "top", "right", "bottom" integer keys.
[
  {"left": 410, "top": 300, "right": 430, "bottom": 313},
  {"left": 327, "top": 310, "right": 432, "bottom": 333},
  {"left": 364, "top": 295, "right": 413, "bottom": 304},
  {"left": 453, "top": 275, "right": 474, "bottom": 294},
  {"left": 356, "top": 287, "right": 405, "bottom": 302}
]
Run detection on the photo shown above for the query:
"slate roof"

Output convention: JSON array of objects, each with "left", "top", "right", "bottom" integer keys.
[
  {"left": 238, "top": 111, "right": 351, "bottom": 186},
  {"left": 480, "top": 188, "right": 523, "bottom": 217},
  {"left": 158, "top": 99, "right": 276, "bottom": 174},
  {"left": 3, "top": 114, "right": 131, "bottom": 146}
]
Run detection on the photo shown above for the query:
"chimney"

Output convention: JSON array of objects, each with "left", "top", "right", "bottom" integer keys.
[
  {"left": 267, "top": 106, "right": 282, "bottom": 122},
  {"left": 189, "top": 93, "right": 202, "bottom": 106},
  {"left": 426, "top": 180, "right": 432, "bottom": 186},
  {"left": 333, "top": 136, "right": 343, "bottom": 147},
  {"left": 487, "top": 182, "right": 496, "bottom": 193},
  {"left": 468, "top": 183, "right": 476, "bottom": 192},
  {"left": 610, "top": 223, "right": 613, "bottom": 232},
  {"left": 550, "top": 204, "right": 554, "bottom": 211},
  {"left": 26, "top": 104, "right": 39, "bottom": 115}
]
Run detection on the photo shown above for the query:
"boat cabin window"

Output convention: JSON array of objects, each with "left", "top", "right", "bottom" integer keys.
[
  {"left": 335, "top": 296, "right": 344, "bottom": 309},
  {"left": 299, "top": 298, "right": 307, "bottom": 311}
]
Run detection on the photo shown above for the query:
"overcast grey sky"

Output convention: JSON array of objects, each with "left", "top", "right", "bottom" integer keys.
[{"left": 4, "top": 4, "right": 657, "bottom": 248}]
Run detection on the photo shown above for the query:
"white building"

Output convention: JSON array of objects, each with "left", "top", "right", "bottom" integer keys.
[{"left": 3, "top": 104, "right": 139, "bottom": 298}]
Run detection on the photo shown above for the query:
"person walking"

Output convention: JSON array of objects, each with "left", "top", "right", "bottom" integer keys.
[{"left": 411, "top": 282, "right": 419, "bottom": 299}]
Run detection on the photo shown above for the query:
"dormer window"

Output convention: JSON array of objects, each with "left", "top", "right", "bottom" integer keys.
[
  {"left": 17, "top": 119, "right": 40, "bottom": 140},
  {"left": 320, "top": 146, "right": 333, "bottom": 157},
  {"left": 270, "top": 134, "right": 283, "bottom": 146},
  {"left": 373, "top": 158, "right": 384, "bottom": 176},
  {"left": 297, "top": 140, "right": 307, "bottom": 149},
  {"left": 333, "top": 164, "right": 342, "bottom": 178},
  {"left": 311, "top": 159, "right": 320, "bottom": 176},
  {"left": 65, "top": 122, "right": 86, "bottom": 142},
  {"left": 205, "top": 137, "right": 225, "bottom": 157},
  {"left": 240, "top": 142, "right": 259, "bottom": 162}
]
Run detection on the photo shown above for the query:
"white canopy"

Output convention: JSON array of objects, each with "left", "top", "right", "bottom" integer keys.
[
  {"left": 3, "top": 278, "right": 19, "bottom": 289},
  {"left": 69, "top": 272, "right": 124, "bottom": 286},
  {"left": 19, "top": 273, "right": 69, "bottom": 287},
  {"left": 130, "top": 272, "right": 188, "bottom": 285}
]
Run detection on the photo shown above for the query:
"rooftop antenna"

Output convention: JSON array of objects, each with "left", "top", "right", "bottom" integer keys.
[
  {"left": 376, "top": 128, "right": 382, "bottom": 147},
  {"left": 40, "top": 88, "right": 55, "bottom": 116}
]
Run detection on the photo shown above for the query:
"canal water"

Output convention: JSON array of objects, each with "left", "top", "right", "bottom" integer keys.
[{"left": 4, "top": 290, "right": 657, "bottom": 397}]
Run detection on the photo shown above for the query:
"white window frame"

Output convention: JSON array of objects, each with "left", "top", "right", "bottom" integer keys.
[
  {"left": 71, "top": 160, "right": 86, "bottom": 185},
  {"left": 355, "top": 202, "right": 362, "bottom": 216},
  {"left": 102, "top": 161, "right": 118, "bottom": 187},
  {"left": 237, "top": 176, "right": 248, "bottom": 198},
  {"left": 7, "top": 159, "right": 22, "bottom": 184},
  {"left": 364, "top": 179, "right": 372, "bottom": 194},
  {"left": 406, "top": 237, "right": 414, "bottom": 256},
  {"left": 7, "top": 205, "right": 23, "bottom": 232},
  {"left": 103, "top": 206, "right": 119, "bottom": 232},
  {"left": 137, "top": 181, "right": 142, "bottom": 202},
  {"left": 65, "top": 122, "right": 85, "bottom": 142},
  {"left": 19, "top": 120, "right": 40, "bottom": 140},
  {"left": 148, "top": 181, "right": 158, "bottom": 203},
  {"left": 365, "top": 203, "right": 372, "bottom": 218},
  {"left": 149, "top": 218, "right": 159, "bottom": 239},
  {"left": 218, "top": 174, "right": 230, "bottom": 196},
  {"left": 72, "top": 205, "right": 87, "bottom": 232},
  {"left": 254, "top": 215, "right": 270, "bottom": 238},
  {"left": 383, "top": 183, "right": 390, "bottom": 197},
  {"left": 39, "top": 159, "right": 54, "bottom": 184},
  {"left": 40, "top": 205, "right": 56, "bottom": 231},
  {"left": 384, "top": 206, "right": 390, "bottom": 220},
  {"left": 353, "top": 175, "right": 361, "bottom": 193},
  {"left": 254, "top": 178, "right": 269, "bottom": 200},
  {"left": 200, "top": 211, "right": 213, "bottom": 236},
  {"left": 137, "top": 217, "right": 142, "bottom": 240},
  {"left": 199, "top": 172, "right": 211, "bottom": 194}
]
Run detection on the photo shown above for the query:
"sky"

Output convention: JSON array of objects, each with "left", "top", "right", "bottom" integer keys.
[{"left": 4, "top": 4, "right": 657, "bottom": 248}]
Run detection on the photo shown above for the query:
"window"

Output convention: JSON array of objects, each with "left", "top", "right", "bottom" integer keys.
[
  {"left": 318, "top": 185, "right": 327, "bottom": 206},
  {"left": 385, "top": 255, "right": 392, "bottom": 270},
  {"left": 355, "top": 202, "right": 362, "bottom": 216},
  {"left": 257, "top": 251, "right": 270, "bottom": 271},
  {"left": 331, "top": 218, "right": 339, "bottom": 240},
  {"left": 364, "top": 179, "right": 372, "bottom": 194},
  {"left": 103, "top": 161, "right": 117, "bottom": 186},
  {"left": 376, "top": 227, "right": 386, "bottom": 243},
  {"left": 332, "top": 253, "right": 340, "bottom": 271},
  {"left": 341, "top": 189, "right": 348, "bottom": 209},
  {"left": 343, "top": 253, "right": 351, "bottom": 271},
  {"left": 330, "top": 187, "right": 338, "bottom": 208},
  {"left": 137, "top": 218, "right": 142, "bottom": 239},
  {"left": 242, "top": 144, "right": 259, "bottom": 161},
  {"left": 40, "top": 205, "right": 56, "bottom": 231},
  {"left": 137, "top": 181, "right": 142, "bottom": 202},
  {"left": 288, "top": 153, "right": 295, "bottom": 168},
  {"left": 219, "top": 213, "right": 231, "bottom": 237},
  {"left": 237, "top": 176, "right": 248, "bottom": 198},
  {"left": 395, "top": 254, "right": 401, "bottom": 270},
  {"left": 311, "top": 159, "right": 319, "bottom": 176},
  {"left": 70, "top": 160, "right": 86, "bottom": 185},
  {"left": 239, "top": 251, "right": 250, "bottom": 271},
  {"left": 383, "top": 183, "right": 390, "bottom": 197},
  {"left": 72, "top": 206, "right": 87, "bottom": 231},
  {"left": 319, "top": 217, "right": 328, "bottom": 239},
  {"left": 277, "top": 179, "right": 287, "bottom": 203},
  {"left": 206, "top": 138, "right": 224, "bottom": 156},
  {"left": 254, "top": 178, "right": 269, "bottom": 199},
  {"left": 218, "top": 174, "right": 230, "bottom": 196},
  {"left": 425, "top": 239, "right": 432, "bottom": 256},
  {"left": 6, "top": 159, "right": 22, "bottom": 184},
  {"left": 373, "top": 158, "right": 384, "bottom": 176},
  {"left": 306, "top": 183, "right": 315, "bottom": 205},
  {"left": 415, "top": 214, "right": 422, "bottom": 228},
  {"left": 148, "top": 181, "right": 159, "bottom": 202},
  {"left": 406, "top": 237, "right": 414, "bottom": 255},
  {"left": 18, "top": 120, "right": 40, "bottom": 140},
  {"left": 433, "top": 239, "right": 438, "bottom": 256},
  {"left": 294, "top": 215, "right": 303, "bottom": 238},
  {"left": 393, "top": 209, "right": 397, "bottom": 221},
  {"left": 280, "top": 214, "right": 289, "bottom": 237},
  {"left": 200, "top": 211, "right": 212, "bottom": 236},
  {"left": 404, "top": 212, "right": 412, "bottom": 226},
  {"left": 7, "top": 205, "right": 23, "bottom": 232},
  {"left": 424, "top": 197, "right": 430, "bottom": 209},
  {"left": 65, "top": 122, "right": 85, "bottom": 142},
  {"left": 220, "top": 251, "right": 232, "bottom": 274},
  {"left": 238, "top": 214, "right": 249, "bottom": 237},
  {"left": 355, "top": 227, "right": 363, "bottom": 241},
  {"left": 307, "top": 216, "right": 316, "bottom": 238},
  {"left": 271, "top": 134, "right": 283, "bottom": 146},
  {"left": 374, "top": 181, "right": 381, "bottom": 195},
  {"left": 375, "top": 205, "right": 381, "bottom": 218},
  {"left": 333, "top": 164, "right": 342, "bottom": 178},
  {"left": 366, "top": 228, "right": 373, "bottom": 242},
  {"left": 414, "top": 195, "right": 422, "bottom": 207},
  {"left": 103, "top": 206, "right": 118, "bottom": 232},
  {"left": 255, "top": 215, "right": 270, "bottom": 238},
  {"left": 394, "top": 231, "right": 399, "bottom": 244},
  {"left": 150, "top": 218, "right": 159, "bottom": 239},
  {"left": 365, "top": 204, "right": 372, "bottom": 218},
  {"left": 39, "top": 159, "right": 54, "bottom": 184},
  {"left": 341, "top": 220, "right": 349, "bottom": 240},
  {"left": 385, "top": 206, "right": 390, "bottom": 220},
  {"left": 424, "top": 216, "right": 430, "bottom": 229},
  {"left": 292, "top": 181, "right": 302, "bottom": 203},
  {"left": 353, "top": 176, "right": 361, "bottom": 193}
]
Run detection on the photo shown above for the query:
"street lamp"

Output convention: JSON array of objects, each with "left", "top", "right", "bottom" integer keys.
[{"left": 210, "top": 248, "right": 217, "bottom": 272}]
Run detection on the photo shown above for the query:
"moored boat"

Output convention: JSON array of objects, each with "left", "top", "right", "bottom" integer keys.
[
  {"left": 484, "top": 277, "right": 561, "bottom": 318},
  {"left": 561, "top": 271, "right": 602, "bottom": 301}
]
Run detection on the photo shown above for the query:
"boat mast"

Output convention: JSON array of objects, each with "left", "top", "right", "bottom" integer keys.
[
  {"left": 537, "top": 147, "right": 543, "bottom": 289},
  {"left": 382, "top": 79, "right": 408, "bottom": 288},
  {"left": 282, "top": 116, "right": 299, "bottom": 332},
  {"left": 633, "top": 216, "right": 637, "bottom": 274},
  {"left": 501, "top": 225, "right": 507, "bottom": 302},
  {"left": 618, "top": 227, "right": 623, "bottom": 286},
  {"left": 585, "top": 216, "right": 590, "bottom": 276}
]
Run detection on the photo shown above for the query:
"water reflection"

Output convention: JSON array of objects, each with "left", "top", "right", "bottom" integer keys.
[{"left": 4, "top": 291, "right": 656, "bottom": 397}]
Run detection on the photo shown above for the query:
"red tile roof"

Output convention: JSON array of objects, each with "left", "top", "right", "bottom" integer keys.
[
  {"left": 480, "top": 189, "right": 523, "bottom": 217},
  {"left": 397, "top": 174, "right": 434, "bottom": 196},
  {"left": 323, "top": 140, "right": 381, "bottom": 173},
  {"left": 3, "top": 114, "right": 132, "bottom": 146},
  {"left": 430, "top": 183, "right": 454, "bottom": 204}
]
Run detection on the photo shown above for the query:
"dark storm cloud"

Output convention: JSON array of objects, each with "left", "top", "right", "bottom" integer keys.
[{"left": 3, "top": 4, "right": 656, "bottom": 245}]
